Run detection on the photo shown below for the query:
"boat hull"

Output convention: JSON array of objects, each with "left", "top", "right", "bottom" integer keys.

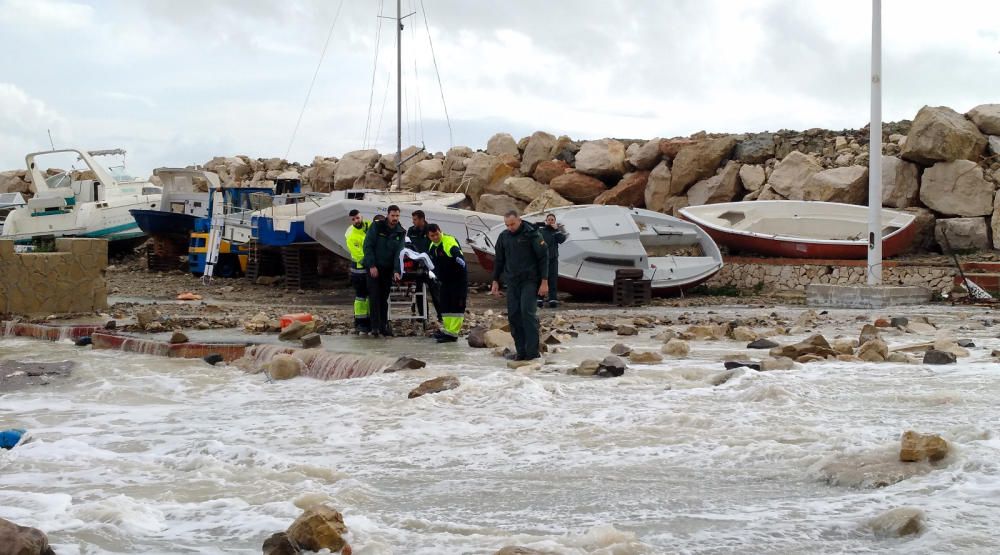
[
  {"left": 694, "top": 223, "right": 918, "bottom": 259},
  {"left": 130, "top": 209, "right": 198, "bottom": 238}
]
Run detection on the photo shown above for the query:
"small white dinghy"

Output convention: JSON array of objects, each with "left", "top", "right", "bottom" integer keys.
[
  {"left": 679, "top": 200, "right": 918, "bottom": 259},
  {"left": 469, "top": 205, "right": 723, "bottom": 297}
]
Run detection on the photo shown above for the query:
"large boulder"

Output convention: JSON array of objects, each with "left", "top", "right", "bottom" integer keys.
[
  {"left": 901, "top": 105, "right": 987, "bottom": 165},
  {"left": 532, "top": 159, "right": 571, "bottom": 185},
  {"left": 902, "top": 207, "right": 937, "bottom": 252},
  {"left": 484, "top": 329, "right": 515, "bottom": 348},
  {"left": 268, "top": 354, "right": 304, "bottom": 380},
  {"left": 477, "top": 193, "right": 526, "bottom": 216},
  {"left": 658, "top": 138, "right": 698, "bottom": 160},
  {"left": 549, "top": 171, "right": 608, "bottom": 204},
  {"left": 919, "top": 160, "right": 994, "bottom": 216},
  {"left": 594, "top": 171, "right": 649, "bottom": 207},
  {"left": 401, "top": 158, "right": 444, "bottom": 191},
  {"left": 521, "top": 131, "right": 558, "bottom": 176},
  {"left": 967, "top": 104, "right": 1000, "bottom": 135},
  {"left": 899, "top": 430, "right": 948, "bottom": 462},
  {"left": 992, "top": 192, "right": 1000, "bottom": 249},
  {"left": 734, "top": 133, "right": 776, "bottom": 164},
  {"left": 738, "top": 164, "right": 766, "bottom": 192},
  {"left": 0, "top": 170, "right": 31, "bottom": 195},
  {"left": 686, "top": 161, "right": 742, "bottom": 206},
  {"left": 379, "top": 145, "right": 430, "bottom": 175},
  {"left": 669, "top": 136, "right": 737, "bottom": 194},
  {"left": 503, "top": 177, "right": 547, "bottom": 203},
  {"left": 525, "top": 189, "right": 573, "bottom": 214},
  {"left": 798, "top": 165, "right": 868, "bottom": 204},
  {"left": 408, "top": 375, "right": 460, "bottom": 398},
  {"left": 881, "top": 156, "right": 920, "bottom": 208},
  {"left": 574, "top": 139, "right": 627, "bottom": 180},
  {"left": 463, "top": 153, "right": 514, "bottom": 204},
  {"left": 0, "top": 518, "right": 54, "bottom": 555},
  {"left": 333, "top": 149, "right": 380, "bottom": 190},
  {"left": 308, "top": 158, "right": 338, "bottom": 192},
  {"left": 768, "top": 151, "right": 823, "bottom": 198},
  {"left": 286, "top": 505, "right": 348, "bottom": 552},
  {"left": 935, "top": 217, "right": 990, "bottom": 251},
  {"left": 628, "top": 138, "right": 663, "bottom": 170},
  {"left": 989, "top": 135, "right": 1000, "bottom": 156},
  {"left": 643, "top": 160, "right": 672, "bottom": 212},
  {"left": 486, "top": 132, "right": 520, "bottom": 158}
]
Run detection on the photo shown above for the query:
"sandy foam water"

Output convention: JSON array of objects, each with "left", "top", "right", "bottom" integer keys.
[{"left": 2, "top": 306, "right": 1000, "bottom": 553}]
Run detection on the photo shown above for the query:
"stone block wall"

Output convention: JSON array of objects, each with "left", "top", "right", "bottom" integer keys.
[
  {"left": 0, "top": 239, "right": 108, "bottom": 315},
  {"left": 704, "top": 256, "right": 956, "bottom": 294}
]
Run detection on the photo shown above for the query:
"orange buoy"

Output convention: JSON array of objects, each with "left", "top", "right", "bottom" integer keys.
[{"left": 279, "top": 313, "right": 313, "bottom": 329}]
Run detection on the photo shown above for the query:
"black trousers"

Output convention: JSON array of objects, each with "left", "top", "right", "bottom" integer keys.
[
  {"left": 367, "top": 269, "right": 394, "bottom": 333},
  {"left": 546, "top": 258, "right": 559, "bottom": 301}
]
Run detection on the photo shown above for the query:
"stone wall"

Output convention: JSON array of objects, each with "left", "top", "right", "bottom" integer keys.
[
  {"left": 705, "top": 256, "right": 956, "bottom": 294},
  {"left": 0, "top": 239, "right": 108, "bottom": 315}
]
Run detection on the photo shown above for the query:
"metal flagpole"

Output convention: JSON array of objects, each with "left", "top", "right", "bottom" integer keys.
[
  {"left": 867, "top": 0, "right": 883, "bottom": 285},
  {"left": 396, "top": 0, "right": 403, "bottom": 192}
]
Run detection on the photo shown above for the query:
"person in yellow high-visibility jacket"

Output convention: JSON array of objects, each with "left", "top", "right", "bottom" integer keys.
[
  {"left": 426, "top": 224, "right": 467, "bottom": 343},
  {"left": 345, "top": 209, "right": 372, "bottom": 333}
]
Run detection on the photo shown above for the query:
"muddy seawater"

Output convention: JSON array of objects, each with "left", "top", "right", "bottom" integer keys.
[{"left": 2, "top": 306, "right": 999, "bottom": 554}]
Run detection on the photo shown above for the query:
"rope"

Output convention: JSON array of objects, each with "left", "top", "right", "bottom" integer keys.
[
  {"left": 363, "top": 0, "right": 386, "bottom": 149},
  {"left": 285, "top": 0, "right": 346, "bottom": 159},
  {"left": 409, "top": 0, "right": 424, "bottom": 143},
  {"left": 374, "top": 71, "right": 392, "bottom": 150},
  {"left": 419, "top": 0, "right": 453, "bottom": 147}
]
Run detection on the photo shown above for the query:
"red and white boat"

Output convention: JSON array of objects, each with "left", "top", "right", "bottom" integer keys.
[
  {"left": 679, "top": 200, "right": 918, "bottom": 259},
  {"left": 469, "top": 205, "right": 724, "bottom": 298}
]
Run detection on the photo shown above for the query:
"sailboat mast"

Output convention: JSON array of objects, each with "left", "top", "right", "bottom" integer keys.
[{"left": 396, "top": 0, "right": 402, "bottom": 191}]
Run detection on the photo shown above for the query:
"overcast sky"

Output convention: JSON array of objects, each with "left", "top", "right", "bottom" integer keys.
[{"left": 1, "top": 0, "right": 997, "bottom": 176}]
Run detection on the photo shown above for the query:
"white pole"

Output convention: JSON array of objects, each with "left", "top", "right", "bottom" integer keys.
[
  {"left": 867, "top": 0, "right": 883, "bottom": 285},
  {"left": 395, "top": 0, "right": 402, "bottom": 192}
]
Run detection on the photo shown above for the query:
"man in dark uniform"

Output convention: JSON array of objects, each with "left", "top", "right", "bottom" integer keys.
[
  {"left": 490, "top": 210, "right": 549, "bottom": 361},
  {"left": 536, "top": 212, "right": 567, "bottom": 309},
  {"left": 406, "top": 209, "right": 440, "bottom": 320},
  {"left": 426, "top": 223, "right": 467, "bottom": 343},
  {"left": 363, "top": 204, "right": 405, "bottom": 337}
]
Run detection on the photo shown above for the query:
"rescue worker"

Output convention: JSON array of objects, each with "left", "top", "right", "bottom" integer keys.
[
  {"left": 490, "top": 210, "right": 549, "bottom": 361},
  {"left": 407, "top": 209, "right": 441, "bottom": 320},
  {"left": 344, "top": 209, "right": 371, "bottom": 333},
  {"left": 363, "top": 205, "right": 405, "bottom": 337},
  {"left": 536, "top": 212, "right": 567, "bottom": 308},
  {"left": 426, "top": 223, "right": 467, "bottom": 343}
]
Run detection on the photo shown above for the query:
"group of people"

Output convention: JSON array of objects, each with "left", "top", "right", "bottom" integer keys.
[{"left": 345, "top": 204, "right": 567, "bottom": 360}]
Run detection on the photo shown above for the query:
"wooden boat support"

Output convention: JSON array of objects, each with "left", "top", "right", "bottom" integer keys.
[{"left": 281, "top": 243, "right": 321, "bottom": 289}]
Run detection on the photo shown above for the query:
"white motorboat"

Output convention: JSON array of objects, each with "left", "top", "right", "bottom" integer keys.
[
  {"left": 469, "top": 205, "right": 724, "bottom": 297},
  {"left": 304, "top": 198, "right": 501, "bottom": 281},
  {"left": 679, "top": 200, "right": 918, "bottom": 259},
  {"left": 1, "top": 148, "right": 161, "bottom": 246},
  {"left": 0, "top": 193, "right": 26, "bottom": 225},
  {"left": 130, "top": 168, "right": 220, "bottom": 239}
]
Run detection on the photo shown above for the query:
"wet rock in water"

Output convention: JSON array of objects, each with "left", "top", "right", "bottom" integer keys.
[
  {"left": 286, "top": 504, "right": 348, "bottom": 552},
  {"left": 610, "top": 343, "right": 633, "bottom": 356},
  {"left": 661, "top": 338, "right": 690, "bottom": 357},
  {"left": 890, "top": 316, "right": 909, "bottom": 328},
  {"left": 858, "top": 324, "right": 880, "bottom": 345},
  {"left": 760, "top": 356, "right": 795, "bottom": 371},
  {"left": 75, "top": 336, "right": 92, "bottom": 346},
  {"left": 597, "top": 355, "right": 627, "bottom": 377},
  {"left": 385, "top": 356, "right": 426, "bottom": 373},
  {"left": 263, "top": 531, "right": 300, "bottom": 555},
  {"left": 137, "top": 307, "right": 160, "bottom": 328},
  {"left": 616, "top": 325, "right": 637, "bottom": 336},
  {"left": 874, "top": 318, "right": 891, "bottom": 328},
  {"left": 746, "top": 338, "right": 779, "bottom": 349},
  {"left": 574, "top": 359, "right": 600, "bottom": 376},
  {"left": 683, "top": 323, "right": 729, "bottom": 340},
  {"left": 541, "top": 332, "right": 562, "bottom": 345},
  {"left": 905, "top": 321, "right": 936, "bottom": 335},
  {"left": 837, "top": 354, "right": 863, "bottom": 363},
  {"left": 956, "top": 339, "right": 976, "bottom": 348},
  {"left": 203, "top": 354, "right": 224, "bottom": 366},
  {"left": 244, "top": 311, "right": 271, "bottom": 333},
  {"left": 857, "top": 339, "right": 889, "bottom": 362},
  {"left": 887, "top": 352, "right": 914, "bottom": 364},
  {"left": 279, "top": 320, "right": 316, "bottom": 341},
  {"left": 0, "top": 518, "right": 54, "bottom": 555},
  {"left": 268, "top": 354, "right": 304, "bottom": 380},
  {"left": 731, "top": 326, "right": 758, "bottom": 342},
  {"left": 146, "top": 322, "right": 165, "bottom": 333},
  {"left": 484, "top": 329, "right": 515, "bottom": 349},
  {"left": 992, "top": 349, "right": 1000, "bottom": 358},
  {"left": 169, "top": 331, "right": 189, "bottom": 344},
  {"left": 796, "top": 353, "right": 826, "bottom": 364},
  {"left": 710, "top": 368, "right": 742, "bottom": 386},
  {"left": 408, "top": 375, "right": 460, "bottom": 398},
  {"left": 629, "top": 350, "right": 663, "bottom": 364},
  {"left": 300, "top": 333, "right": 322, "bottom": 349},
  {"left": 507, "top": 359, "right": 540, "bottom": 370},
  {"left": 104, "top": 319, "right": 117, "bottom": 330},
  {"left": 495, "top": 547, "right": 551, "bottom": 555},
  {"left": 932, "top": 340, "right": 969, "bottom": 358},
  {"left": 724, "top": 360, "right": 761, "bottom": 371},
  {"left": 869, "top": 507, "right": 925, "bottom": 538},
  {"left": 900, "top": 431, "right": 949, "bottom": 462},
  {"left": 923, "top": 349, "right": 957, "bottom": 365},
  {"left": 466, "top": 326, "right": 488, "bottom": 348},
  {"left": 770, "top": 334, "right": 837, "bottom": 359},
  {"left": 653, "top": 329, "right": 677, "bottom": 342},
  {"left": 832, "top": 338, "right": 858, "bottom": 355}
]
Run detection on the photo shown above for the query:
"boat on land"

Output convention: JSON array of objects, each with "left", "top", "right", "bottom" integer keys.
[
  {"left": 469, "top": 205, "right": 724, "bottom": 297},
  {"left": 304, "top": 198, "right": 501, "bottom": 281},
  {"left": 0, "top": 193, "right": 26, "bottom": 225},
  {"left": 130, "top": 168, "right": 220, "bottom": 239},
  {"left": 1, "top": 148, "right": 161, "bottom": 247},
  {"left": 679, "top": 200, "right": 918, "bottom": 259}
]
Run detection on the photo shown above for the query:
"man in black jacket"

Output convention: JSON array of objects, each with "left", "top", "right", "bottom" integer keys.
[
  {"left": 536, "top": 212, "right": 567, "bottom": 308},
  {"left": 363, "top": 205, "right": 405, "bottom": 337},
  {"left": 490, "top": 210, "right": 549, "bottom": 360},
  {"left": 426, "top": 223, "right": 467, "bottom": 343},
  {"left": 407, "top": 209, "right": 441, "bottom": 321}
]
